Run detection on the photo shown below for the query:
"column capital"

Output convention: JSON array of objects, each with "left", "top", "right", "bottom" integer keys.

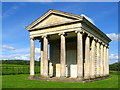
[
  {"left": 103, "top": 43, "right": 106, "bottom": 47},
  {"left": 42, "top": 35, "right": 47, "bottom": 38},
  {"left": 97, "top": 40, "right": 101, "bottom": 43},
  {"left": 58, "top": 32, "right": 65, "bottom": 36},
  {"left": 106, "top": 45, "right": 109, "bottom": 48},
  {"left": 105, "top": 44, "right": 107, "bottom": 47},
  {"left": 75, "top": 29, "right": 84, "bottom": 34},
  {"left": 29, "top": 37, "right": 35, "bottom": 40},
  {"left": 101, "top": 42, "right": 105, "bottom": 46},
  {"left": 87, "top": 33, "right": 93, "bottom": 38},
  {"left": 93, "top": 37, "right": 98, "bottom": 41}
]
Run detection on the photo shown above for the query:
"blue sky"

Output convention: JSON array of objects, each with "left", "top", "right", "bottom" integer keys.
[{"left": 1, "top": 2, "right": 119, "bottom": 64}]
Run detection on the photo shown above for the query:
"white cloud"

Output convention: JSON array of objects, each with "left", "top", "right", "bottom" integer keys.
[
  {"left": 35, "top": 48, "right": 40, "bottom": 54},
  {"left": 109, "top": 54, "right": 118, "bottom": 60},
  {"left": 106, "top": 33, "right": 120, "bottom": 41},
  {"left": 2, "top": 46, "right": 40, "bottom": 54},
  {"left": 2, "top": 45, "right": 15, "bottom": 50},
  {"left": 109, "top": 54, "right": 119, "bottom": 64},
  {"left": 0, "top": 54, "right": 40, "bottom": 61},
  {"left": 1, "top": 46, "right": 41, "bottom": 60},
  {"left": 3, "top": 5, "right": 19, "bottom": 18},
  {"left": 81, "top": 14, "right": 95, "bottom": 25},
  {"left": 13, "top": 47, "right": 40, "bottom": 54}
]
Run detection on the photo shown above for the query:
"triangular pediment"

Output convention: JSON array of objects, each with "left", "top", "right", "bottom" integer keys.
[
  {"left": 26, "top": 9, "right": 83, "bottom": 30},
  {"left": 33, "top": 14, "right": 77, "bottom": 29}
]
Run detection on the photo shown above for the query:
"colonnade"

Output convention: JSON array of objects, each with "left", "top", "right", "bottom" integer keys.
[{"left": 29, "top": 29, "right": 109, "bottom": 80}]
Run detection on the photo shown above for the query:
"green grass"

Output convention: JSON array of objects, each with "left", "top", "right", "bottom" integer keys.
[
  {"left": 1, "top": 64, "right": 40, "bottom": 75},
  {"left": 2, "top": 71, "right": 119, "bottom": 88},
  {"left": 2, "top": 64, "right": 29, "bottom": 66}
]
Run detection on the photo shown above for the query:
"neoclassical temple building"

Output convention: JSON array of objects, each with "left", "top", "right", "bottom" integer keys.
[{"left": 26, "top": 9, "right": 111, "bottom": 81}]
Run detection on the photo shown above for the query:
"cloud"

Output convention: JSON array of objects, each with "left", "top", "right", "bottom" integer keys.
[
  {"left": 2, "top": 3, "right": 26, "bottom": 18},
  {"left": 106, "top": 33, "right": 120, "bottom": 41},
  {"left": 2, "top": 45, "right": 15, "bottom": 50},
  {"left": 1, "top": 46, "right": 41, "bottom": 60},
  {"left": 35, "top": 48, "right": 40, "bottom": 53},
  {"left": 13, "top": 48, "right": 40, "bottom": 54},
  {"left": 0, "top": 54, "right": 40, "bottom": 61},
  {"left": 109, "top": 54, "right": 119, "bottom": 64},
  {"left": 81, "top": 14, "right": 95, "bottom": 25},
  {"left": 3, "top": 5, "right": 19, "bottom": 18},
  {"left": 2, "top": 45, "right": 40, "bottom": 54}
]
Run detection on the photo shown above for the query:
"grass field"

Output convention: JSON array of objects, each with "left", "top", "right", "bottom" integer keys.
[
  {"left": 1, "top": 64, "right": 40, "bottom": 75},
  {"left": 2, "top": 71, "right": 119, "bottom": 88}
]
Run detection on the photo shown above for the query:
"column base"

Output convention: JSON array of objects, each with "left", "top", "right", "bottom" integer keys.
[
  {"left": 49, "top": 75, "right": 53, "bottom": 78},
  {"left": 41, "top": 75, "right": 49, "bottom": 78},
  {"left": 60, "top": 76, "right": 66, "bottom": 79},
  {"left": 77, "top": 76, "right": 84, "bottom": 81},
  {"left": 104, "top": 74, "right": 109, "bottom": 77},
  {"left": 90, "top": 75, "right": 96, "bottom": 79},
  {"left": 96, "top": 74, "right": 100, "bottom": 78},
  {"left": 84, "top": 76, "right": 90, "bottom": 80},
  {"left": 103, "top": 74, "right": 106, "bottom": 77},
  {"left": 100, "top": 74, "right": 104, "bottom": 77},
  {"left": 28, "top": 75, "right": 35, "bottom": 79},
  {"left": 106, "top": 74, "right": 109, "bottom": 76}
]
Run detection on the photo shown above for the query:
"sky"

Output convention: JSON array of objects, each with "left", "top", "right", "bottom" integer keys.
[{"left": 1, "top": 2, "right": 119, "bottom": 64}]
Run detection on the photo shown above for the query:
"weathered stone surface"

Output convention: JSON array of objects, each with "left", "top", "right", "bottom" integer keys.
[
  {"left": 84, "top": 36, "right": 90, "bottom": 79},
  {"left": 49, "top": 62, "right": 53, "bottom": 77},
  {"left": 60, "top": 34, "right": 66, "bottom": 77},
  {"left": 32, "top": 75, "right": 110, "bottom": 83},
  {"left": 26, "top": 9, "right": 111, "bottom": 81},
  {"left": 43, "top": 36, "right": 48, "bottom": 77},
  {"left": 30, "top": 38, "right": 35, "bottom": 76},
  {"left": 66, "top": 65, "right": 68, "bottom": 77},
  {"left": 70, "top": 64, "right": 77, "bottom": 78},
  {"left": 35, "top": 14, "right": 74, "bottom": 29},
  {"left": 56, "top": 64, "right": 60, "bottom": 77}
]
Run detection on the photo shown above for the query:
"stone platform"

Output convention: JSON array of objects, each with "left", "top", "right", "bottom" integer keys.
[{"left": 28, "top": 76, "right": 110, "bottom": 83}]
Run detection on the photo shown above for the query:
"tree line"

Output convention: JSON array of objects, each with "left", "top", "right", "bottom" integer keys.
[
  {"left": 109, "top": 62, "right": 120, "bottom": 71},
  {"left": 0, "top": 60, "right": 119, "bottom": 71},
  {"left": 1, "top": 60, "right": 40, "bottom": 66}
]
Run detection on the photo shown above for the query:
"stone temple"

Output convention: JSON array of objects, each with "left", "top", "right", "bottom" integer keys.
[{"left": 26, "top": 9, "right": 111, "bottom": 82}]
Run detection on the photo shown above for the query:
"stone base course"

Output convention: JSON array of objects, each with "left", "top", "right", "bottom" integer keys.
[{"left": 28, "top": 75, "right": 111, "bottom": 83}]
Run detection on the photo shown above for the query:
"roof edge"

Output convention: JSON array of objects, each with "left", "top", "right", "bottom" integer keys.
[{"left": 82, "top": 17, "right": 111, "bottom": 42}]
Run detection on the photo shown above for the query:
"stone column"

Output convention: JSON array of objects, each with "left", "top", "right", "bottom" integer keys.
[
  {"left": 100, "top": 43, "right": 103, "bottom": 76},
  {"left": 40, "top": 39, "right": 44, "bottom": 76},
  {"left": 59, "top": 32, "right": 66, "bottom": 78},
  {"left": 84, "top": 34, "right": 90, "bottom": 79},
  {"left": 43, "top": 35, "right": 48, "bottom": 77},
  {"left": 76, "top": 30, "right": 83, "bottom": 80},
  {"left": 90, "top": 37, "right": 96, "bottom": 79},
  {"left": 96, "top": 40, "right": 100, "bottom": 77},
  {"left": 106, "top": 46, "right": 109, "bottom": 76},
  {"left": 103, "top": 44, "right": 106, "bottom": 76},
  {"left": 29, "top": 37, "right": 35, "bottom": 78}
]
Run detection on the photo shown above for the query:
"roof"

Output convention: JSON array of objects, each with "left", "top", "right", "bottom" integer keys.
[
  {"left": 26, "top": 9, "right": 111, "bottom": 42},
  {"left": 26, "top": 9, "right": 84, "bottom": 30}
]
